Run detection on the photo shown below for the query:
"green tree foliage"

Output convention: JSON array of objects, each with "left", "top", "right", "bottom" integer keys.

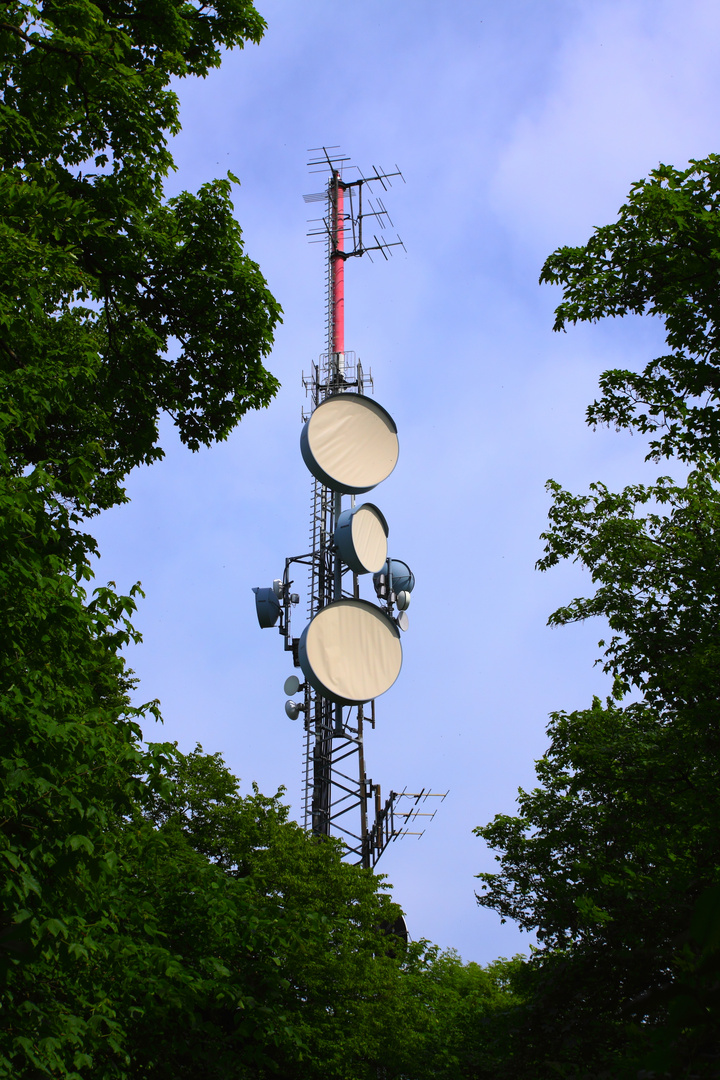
[
  {"left": 385, "top": 950, "right": 526, "bottom": 1080},
  {"left": 0, "top": 0, "right": 281, "bottom": 512},
  {"left": 0, "top": 476, "right": 173, "bottom": 1076},
  {"left": 0, "top": 1, "right": 280, "bottom": 1073},
  {"left": 142, "top": 746, "right": 408, "bottom": 1080},
  {"left": 4, "top": 727, "right": 522, "bottom": 1078},
  {"left": 540, "top": 155, "right": 720, "bottom": 465},
  {"left": 476, "top": 157, "right": 720, "bottom": 1078},
  {"left": 138, "top": 747, "right": 524, "bottom": 1080}
]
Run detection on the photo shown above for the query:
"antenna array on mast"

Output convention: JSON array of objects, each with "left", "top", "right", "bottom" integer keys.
[
  {"left": 304, "top": 146, "right": 406, "bottom": 263},
  {"left": 252, "top": 148, "right": 444, "bottom": 869}
]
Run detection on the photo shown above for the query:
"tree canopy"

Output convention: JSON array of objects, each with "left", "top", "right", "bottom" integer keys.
[
  {"left": 0, "top": 0, "right": 281, "bottom": 512},
  {"left": 0, "top": 2, "right": 280, "bottom": 1073},
  {"left": 477, "top": 156, "right": 720, "bottom": 1078},
  {"left": 540, "top": 155, "right": 720, "bottom": 464}
]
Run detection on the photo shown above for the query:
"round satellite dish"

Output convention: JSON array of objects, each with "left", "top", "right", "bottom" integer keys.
[
  {"left": 253, "top": 587, "right": 281, "bottom": 629},
  {"left": 298, "top": 598, "right": 402, "bottom": 705},
  {"left": 373, "top": 559, "right": 415, "bottom": 597},
  {"left": 285, "top": 700, "right": 301, "bottom": 720},
  {"left": 381, "top": 913, "right": 409, "bottom": 945},
  {"left": 334, "top": 503, "right": 389, "bottom": 574},
  {"left": 396, "top": 590, "right": 411, "bottom": 611},
  {"left": 300, "top": 393, "right": 399, "bottom": 494},
  {"left": 284, "top": 675, "right": 301, "bottom": 696},
  {"left": 396, "top": 611, "right": 409, "bottom": 632}
]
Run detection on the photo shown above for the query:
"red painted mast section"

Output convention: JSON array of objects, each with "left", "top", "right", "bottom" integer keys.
[{"left": 332, "top": 171, "right": 344, "bottom": 359}]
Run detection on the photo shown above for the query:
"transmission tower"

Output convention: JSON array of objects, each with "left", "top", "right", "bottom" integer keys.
[{"left": 253, "top": 148, "right": 444, "bottom": 868}]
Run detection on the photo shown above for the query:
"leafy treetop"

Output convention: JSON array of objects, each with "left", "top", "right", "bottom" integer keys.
[
  {"left": 540, "top": 155, "right": 720, "bottom": 463},
  {"left": 474, "top": 156, "right": 720, "bottom": 1076},
  {"left": 0, "top": 0, "right": 281, "bottom": 512}
]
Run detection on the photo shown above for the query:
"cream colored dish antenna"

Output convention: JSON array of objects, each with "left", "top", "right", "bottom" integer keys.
[
  {"left": 300, "top": 393, "right": 399, "bottom": 494},
  {"left": 334, "top": 503, "right": 389, "bottom": 574},
  {"left": 298, "top": 599, "right": 402, "bottom": 705}
]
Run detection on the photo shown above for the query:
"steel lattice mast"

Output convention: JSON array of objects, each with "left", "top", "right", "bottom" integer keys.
[{"left": 253, "top": 149, "right": 445, "bottom": 868}]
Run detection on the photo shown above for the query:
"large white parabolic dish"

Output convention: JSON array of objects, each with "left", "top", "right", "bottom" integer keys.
[
  {"left": 300, "top": 393, "right": 399, "bottom": 494},
  {"left": 298, "top": 598, "right": 402, "bottom": 705},
  {"left": 334, "top": 503, "right": 389, "bottom": 574}
]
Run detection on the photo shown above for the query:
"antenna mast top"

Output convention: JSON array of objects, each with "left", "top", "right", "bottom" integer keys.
[{"left": 304, "top": 147, "right": 406, "bottom": 397}]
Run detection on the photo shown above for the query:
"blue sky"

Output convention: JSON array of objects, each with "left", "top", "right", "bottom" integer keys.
[{"left": 90, "top": 0, "right": 720, "bottom": 963}]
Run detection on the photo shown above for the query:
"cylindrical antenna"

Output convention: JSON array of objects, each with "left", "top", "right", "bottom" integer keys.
[{"left": 331, "top": 171, "right": 345, "bottom": 378}]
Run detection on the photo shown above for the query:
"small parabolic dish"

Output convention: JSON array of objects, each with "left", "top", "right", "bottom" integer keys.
[
  {"left": 334, "top": 503, "right": 389, "bottom": 574},
  {"left": 285, "top": 700, "right": 302, "bottom": 720},
  {"left": 298, "top": 598, "right": 402, "bottom": 705},
  {"left": 395, "top": 590, "right": 411, "bottom": 611},
  {"left": 373, "top": 559, "right": 415, "bottom": 596},
  {"left": 300, "top": 393, "right": 399, "bottom": 494},
  {"left": 284, "top": 675, "right": 302, "bottom": 696},
  {"left": 253, "top": 587, "right": 281, "bottom": 629}
]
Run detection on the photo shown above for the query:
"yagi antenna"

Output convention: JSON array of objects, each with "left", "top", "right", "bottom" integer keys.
[{"left": 303, "top": 147, "right": 406, "bottom": 263}]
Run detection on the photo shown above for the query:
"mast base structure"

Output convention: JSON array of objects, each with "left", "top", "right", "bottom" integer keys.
[{"left": 253, "top": 150, "right": 445, "bottom": 870}]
